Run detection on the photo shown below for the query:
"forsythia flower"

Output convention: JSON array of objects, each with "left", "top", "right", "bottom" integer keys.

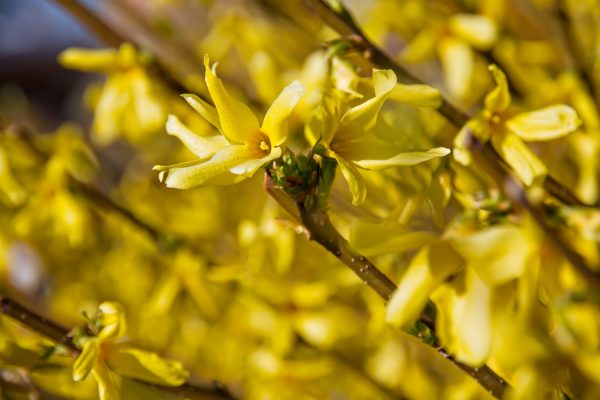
[
  {"left": 307, "top": 68, "right": 450, "bottom": 205},
  {"left": 454, "top": 65, "right": 581, "bottom": 186},
  {"left": 154, "top": 55, "right": 305, "bottom": 188},
  {"left": 72, "top": 302, "right": 188, "bottom": 400},
  {"left": 58, "top": 43, "right": 168, "bottom": 146},
  {"left": 403, "top": 13, "right": 498, "bottom": 99}
]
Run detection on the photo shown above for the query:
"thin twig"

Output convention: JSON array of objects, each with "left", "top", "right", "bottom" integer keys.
[
  {"left": 0, "top": 296, "right": 235, "bottom": 400},
  {"left": 264, "top": 174, "right": 508, "bottom": 399},
  {"left": 296, "top": 0, "right": 589, "bottom": 208}
]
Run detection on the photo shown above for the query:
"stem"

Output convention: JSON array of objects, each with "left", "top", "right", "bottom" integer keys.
[
  {"left": 0, "top": 296, "right": 235, "bottom": 400},
  {"left": 296, "top": 0, "right": 590, "bottom": 208},
  {"left": 264, "top": 174, "right": 508, "bottom": 399}
]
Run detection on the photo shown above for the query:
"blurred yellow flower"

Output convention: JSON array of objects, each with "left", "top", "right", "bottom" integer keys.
[
  {"left": 454, "top": 65, "right": 581, "bottom": 185},
  {"left": 154, "top": 55, "right": 304, "bottom": 189},
  {"left": 58, "top": 43, "right": 169, "bottom": 146},
  {"left": 307, "top": 68, "right": 450, "bottom": 205},
  {"left": 72, "top": 302, "right": 188, "bottom": 400}
]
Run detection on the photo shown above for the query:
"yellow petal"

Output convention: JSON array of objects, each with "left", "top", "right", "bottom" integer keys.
[
  {"left": 98, "top": 302, "right": 127, "bottom": 342},
  {"left": 305, "top": 94, "right": 340, "bottom": 146},
  {"left": 386, "top": 243, "right": 463, "bottom": 328},
  {"left": 92, "top": 362, "right": 120, "bottom": 400},
  {"left": 332, "top": 153, "right": 366, "bottom": 206},
  {"left": 180, "top": 94, "right": 222, "bottom": 133},
  {"left": 402, "top": 29, "right": 438, "bottom": 63},
  {"left": 107, "top": 344, "right": 189, "bottom": 386},
  {"left": 230, "top": 146, "right": 282, "bottom": 176},
  {"left": 506, "top": 105, "right": 581, "bottom": 141},
  {"left": 485, "top": 65, "right": 511, "bottom": 113},
  {"left": 451, "top": 225, "right": 534, "bottom": 286},
  {"left": 354, "top": 147, "right": 450, "bottom": 170},
  {"left": 58, "top": 48, "right": 119, "bottom": 73},
  {"left": 433, "top": 268, "right": 492, "bottom": 366},
  {"left": 338, "top": 69, "right": 397, "bottom": 139},
  {"left": 390, "top": 84, "right": 442, "bottom": 108},
  {"left": 439, "top": 37, "right": 473, "bottom": 99},
  {"left": 165, "top": 115, "right": 227, "bottom": 158},
  {"left": 449, "top": 14, "right": 498, "bottom": 50},
  {"left": 73, "top": 340, "right": 99, "bottom": 382},
  {"left": 261, "top": 81, "right": 305, "bottom": 146},
  {"left": 204, "top": 55, "right": 259, "bottom": 143},
  {"left": 492, "top": 133, "right": 547, "bottom": 186},
  {"left": 92, "top": 74, "right": 130, "bottom": 146},
  {"left": 162, "top": 145, "right": 251, "bottom": 189},
  {"left": 350, "top": 221, "right": 439, "bottom": 256}
]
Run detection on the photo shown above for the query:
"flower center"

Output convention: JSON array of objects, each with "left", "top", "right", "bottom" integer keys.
[{"left": 246, "top": 130, "right": 271, "bottom": 157}]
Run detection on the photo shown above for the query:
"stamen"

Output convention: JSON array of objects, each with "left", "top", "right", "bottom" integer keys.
[{"left": 259, "top": 141, "right": 270, "bottom": 151}]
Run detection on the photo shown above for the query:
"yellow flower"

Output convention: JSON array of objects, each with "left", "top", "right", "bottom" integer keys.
[
  {"left": 154, "top": 55, "right": 304, "bottom": 189},
  {"left": 454, "top": 65, "right": 581, "bottom": 186},
  {"left": 403, "top": 13, "right": 498, "bottom": 99},
  {"left": 307, "top": 68, "right": 450, "bottom": 205},
  {"left": 58, "top": 44, "right": 168, "bottom": 146},
  {"left": 72, "top": 302, "right": 189, "bottom": 400}
]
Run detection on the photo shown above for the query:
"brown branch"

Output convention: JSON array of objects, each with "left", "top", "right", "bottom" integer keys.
[
  {"left": 264, "top": 174, "right": 508, "bottom": 399},
  {"left": 296, "top": 0, "right": 589, "bottom": 208},
  {"left": 0, "top": 296, "right": 234, "bottom": 400},
  {"left": 51, "top": 0, "right": 208, "bottom": 100}
]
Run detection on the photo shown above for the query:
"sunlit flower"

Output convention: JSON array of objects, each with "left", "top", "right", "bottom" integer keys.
[
  {"left": 58, "top": 44, "right": 169, "bottom": 146},
  {"left": 72, "top": 302, "right": 188, "bottom": 400},
  {"left": 154, "top": 55, "right": 304, "bottom": 188},
  {"left": 454, "top": 65, "right": 581, "bottom": 186},
  {"left": 307, "top": 68, "right": 450, "bottom": 205}
]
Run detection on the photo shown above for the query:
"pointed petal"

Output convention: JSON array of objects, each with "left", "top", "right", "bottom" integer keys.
[
  {"left": 339, "top": 69, "right": 397, "bottom": 139},
  {"left": 230, "top": 147, "right": 282, "bottom": 176},
  {"left": 354, "top": 147, "right": 450, "bottom": 170},
  {"left": 332, "top": 153, "right": 366, "bottom": 205},
  {"left": 73, "top": 340, "right": 99, "bottom": 382},
  {"left": 180, "top": 94, "right": 222, "bottom": 132},
  {"left": 390, "top": 83, "right": 442, "bottom": 108},
  {"left": 305, "top": 94, "right": 340, "bottom": 146},
  {"left": 439, "top": 37, "right": 473, "bottom": 99},
  {"left": 165, "top": 115, "right": 228, "bottom": 158},
  {"left": 107, "top": 344, "right": 189, "bottom": 386},
  {"left": 163, "top": 145, "right": 252, "bottom": 189},
  {"left": 506, "top": 105, "right": 581, "bottom": 141},
  {"left": 449, "top": 14, "right": 498, "bottom": 50},
  {"left": 485, "top": 65, "right": 511, "bottom": 113},
  {"left": 58, "top": 48, "right": 119, "bottom": 73},
  {"left": 261, "top": 81, "right": 305, "bottom": 146},
  {"left": 92, "top": 362, "right": 120, "bottom": 400},
  {"left": 451, "top": 225, "right": 534, "bottom": 286},
  {"left": 492, "top": 133, "right": 546, "bottom": 186},
  {"left": 433, "top": 268, "right": 493, "bottom": 367},
  {"left": 454, "top": 268, "right": 492, "bottom": 366},
  {"left": 386, "top": 243, "right": 463, "bottom": 328},
  {"left": 204, "top": 55, "right": 259, "bottom": 143}
]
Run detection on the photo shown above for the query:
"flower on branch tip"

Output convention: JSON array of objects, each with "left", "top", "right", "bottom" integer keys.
[
  {"left": 153, "top": 55, "right": 305, "bottom": 189},
  {"left": 306, "top": 68, "right": 450, "bottom": 205},
  {"left": 72, "top": 302, "right": 189, "bottom": 400},
  {"left": 454, "top": 65, "right": 581, "bottom": 186}
]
